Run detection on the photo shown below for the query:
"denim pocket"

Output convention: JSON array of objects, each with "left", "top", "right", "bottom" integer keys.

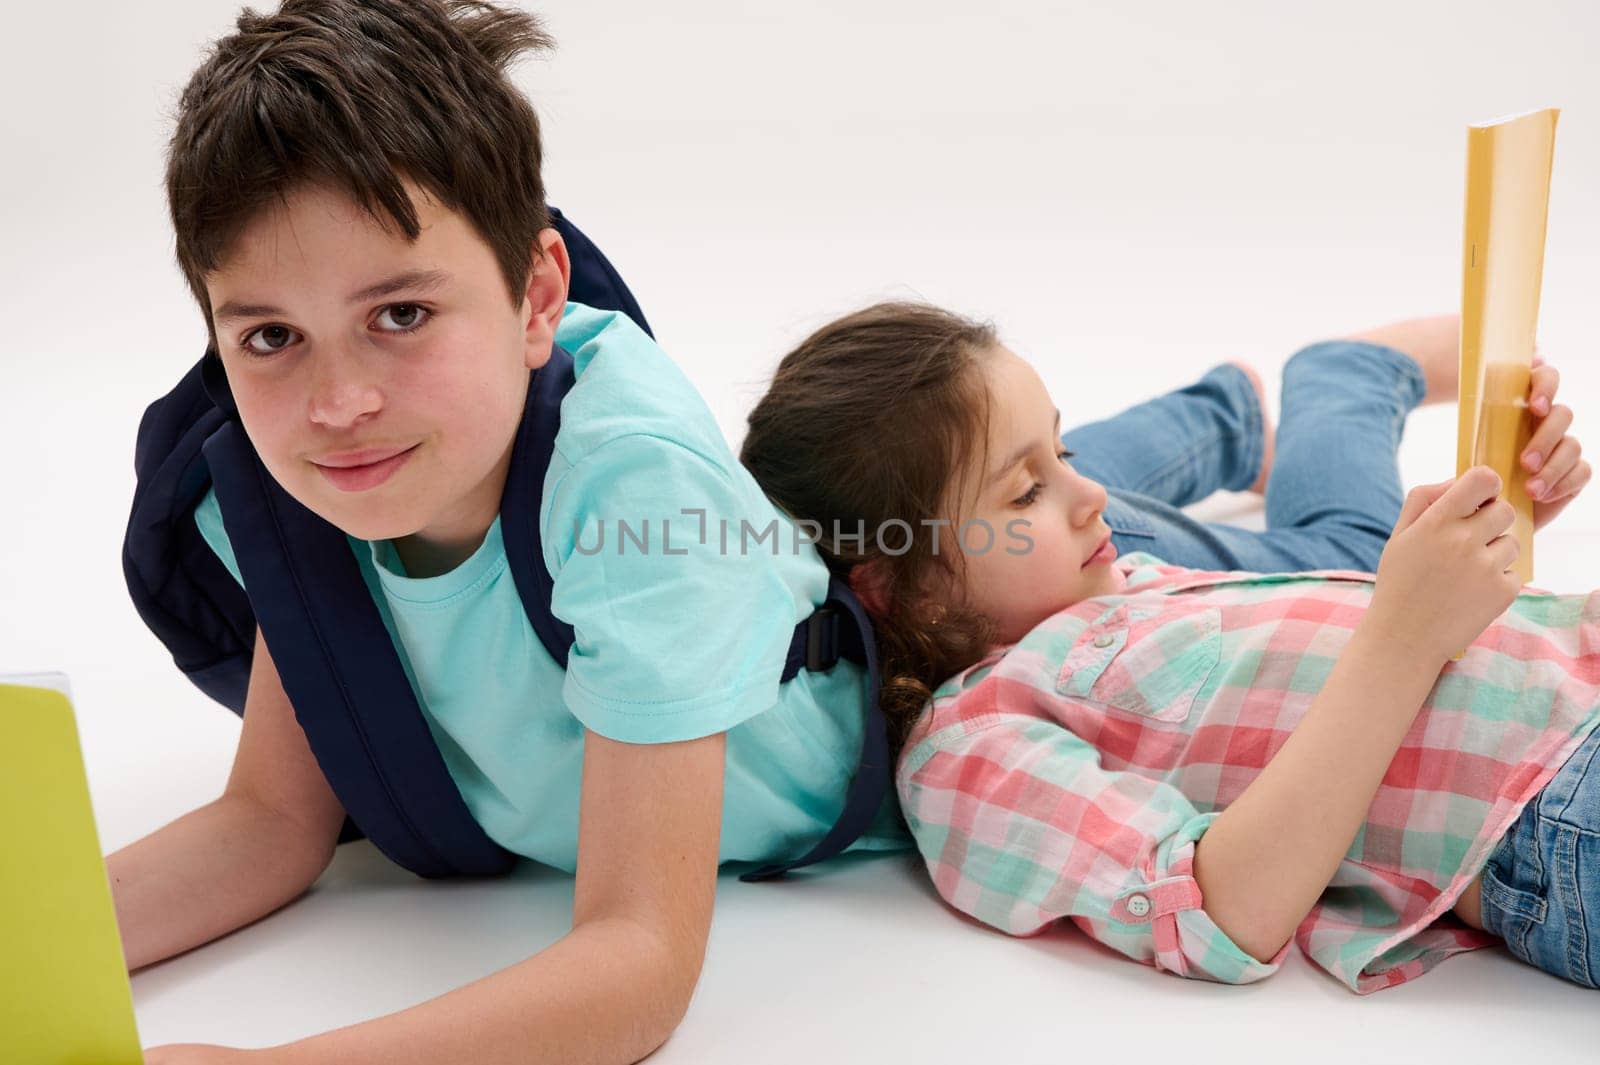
[
  {"left": 1481, "top": 841, "right": 1548, "bottom": 925},
  {"left": 1479, "top": 803, "right": 1548, "bottom": 969},
  {"left": 1057, "top": 600, "right": 1222, "bottom": 724}
]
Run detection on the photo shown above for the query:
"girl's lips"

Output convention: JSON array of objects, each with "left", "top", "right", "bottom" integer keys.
[
  {"left": 1083, "top": 536, "right": 1117, "bottom": 568},
  {"left": 314, "top": 444, "right": 418, "bottom": 492}
]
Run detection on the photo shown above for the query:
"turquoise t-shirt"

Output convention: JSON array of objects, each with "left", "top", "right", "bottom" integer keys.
[{"left": 194, "top": 302, "right": 908, "bottom": 872}]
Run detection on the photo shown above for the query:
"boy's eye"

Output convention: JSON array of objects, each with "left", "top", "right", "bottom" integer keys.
[
  {"left": 243, "top": 324, "right": 300, "bottom": 357},
  {"left": 1058, "top": 448, "right": 1076, "bottom": 465},
  {"left": 375, "top": 303, "right": 430, "bottom": 332}
]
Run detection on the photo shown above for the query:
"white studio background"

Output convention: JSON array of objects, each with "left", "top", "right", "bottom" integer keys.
[{"left": 3, "top": 2, "right": 1599, "bottom": 1062}]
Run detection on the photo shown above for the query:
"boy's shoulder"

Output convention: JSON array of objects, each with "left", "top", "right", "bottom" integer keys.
[{"left": 552, "top": 302, "right": 733, "bottom": 474}]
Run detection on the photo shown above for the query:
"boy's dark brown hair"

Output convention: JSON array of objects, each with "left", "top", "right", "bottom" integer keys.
[
  {"left": 166, "top": 0, "right": 553, "bottom": 348},
  {"left": 741, "top": 302, "right": 1003, "bottom": 752}
]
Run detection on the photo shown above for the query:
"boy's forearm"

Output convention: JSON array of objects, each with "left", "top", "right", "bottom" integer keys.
[
  {"left": 1194, "top": 623, "right": 1445, "bottom": 962},
  {"left": 271, "top": 915, "right": 697, "bottom": 1065},
  {"left": 108, "top": 792, "right": 334, "bottom": 971}
]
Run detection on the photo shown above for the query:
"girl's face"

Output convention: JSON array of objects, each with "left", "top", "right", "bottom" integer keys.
[{"left": 936, "top": 345, "right": 1127, "bottom": 645}]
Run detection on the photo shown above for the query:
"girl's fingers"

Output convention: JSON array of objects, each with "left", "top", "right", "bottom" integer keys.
[
  {"left": 1522, "top": 404, "right": 1574, "bottom": 472},
  {"left": 1394, "top": 477, "right": 1456, "bottom": 533},
  {"left": 1529, "top": 441, "right": 1588, "bottom": 501},
  {"left": 1528, "top": 363, "right": 1559, "bottom": 416},
  {"left": 1489, "top": 528, "right": 1522, "bottom": 572},
  {"left": 1443, "top": 466, "right": 1504, "bottom": 520}
]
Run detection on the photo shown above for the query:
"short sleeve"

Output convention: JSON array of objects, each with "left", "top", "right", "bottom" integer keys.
[
  {"left": 898, "top": 712, "right": 1288, "bottom": 985},
  {"left": 192, "top": 487, "right": 244, "bottom": 587},
  {"left": 543, "top": 433, "right": 801, "bottom": 744}
]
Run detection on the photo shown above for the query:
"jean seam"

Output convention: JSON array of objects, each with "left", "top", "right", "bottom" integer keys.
[
  {"left": 1550, "top": 822, "right": 1593, "bottom": 986},
  {"left": 1133, "top": 365, "right": 1264, "bottom": 498},
  {"left": 1134, "top": 432, "right": 1221, "bottom": 498}
]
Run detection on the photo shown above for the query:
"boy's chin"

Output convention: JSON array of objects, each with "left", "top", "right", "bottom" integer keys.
[{"left": 299, "top": 491, "right": 422, "bottom": 543}]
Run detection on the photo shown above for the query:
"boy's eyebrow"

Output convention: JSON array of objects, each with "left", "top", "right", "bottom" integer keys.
[
  {"left": 212, "top": 268, "right": 453, "bottom": 325},
  {"left": 989, "top": 409, "right": 1062, "bottom": 482}
]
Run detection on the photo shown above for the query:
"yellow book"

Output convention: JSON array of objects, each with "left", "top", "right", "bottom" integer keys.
[
  {"left": 0, "top": 674, "right": 144, "bottom": 1064},
  {"left": 1457, "top": 107, "right": 1559, "bottom": 584}
]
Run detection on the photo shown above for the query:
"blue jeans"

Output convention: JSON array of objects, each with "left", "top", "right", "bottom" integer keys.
[
  {"left": 1479, "top": 723, "right": 1600, "bottom": 988},
  {"left": 1061, "top": 340, "right": 1428, "bottom": 573}
]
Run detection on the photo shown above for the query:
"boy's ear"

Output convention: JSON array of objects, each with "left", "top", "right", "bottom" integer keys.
[
  {"left": 522, "top": 227, "right": 572, "bottom": 371},
  {"left": 846, "top": 558, "right": 893, "bottom": 618}
]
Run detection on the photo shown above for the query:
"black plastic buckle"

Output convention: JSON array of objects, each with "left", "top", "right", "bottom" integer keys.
[{"left": 804, "top": 604, "right": 841, "bottom": 672}]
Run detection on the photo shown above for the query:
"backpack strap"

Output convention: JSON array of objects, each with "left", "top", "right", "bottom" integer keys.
[
  {"left": 202, "top": 412, "right": 520, "bottom": 878},
  {"left": 499, "top": 347, "right": 578, "bottom": 668},
  {"left": 737, "top": 576, "right": 892, "bottom": 882}
]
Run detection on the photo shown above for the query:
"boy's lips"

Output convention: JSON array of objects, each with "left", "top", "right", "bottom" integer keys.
[
  {"left": 313, "top": 443, "right": 419, "bottom": 492},
  {"left": 315, "top": 444, "right": 415, "bottom": 468}
]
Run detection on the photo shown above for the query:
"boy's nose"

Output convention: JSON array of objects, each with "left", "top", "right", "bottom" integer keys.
[{"left": 307, "top": 347, "right": 384, "bottom": 428}]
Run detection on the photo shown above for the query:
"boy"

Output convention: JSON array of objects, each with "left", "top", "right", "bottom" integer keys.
[{"left": 112, "top": 2, "right": 902, "bottom": 1061}]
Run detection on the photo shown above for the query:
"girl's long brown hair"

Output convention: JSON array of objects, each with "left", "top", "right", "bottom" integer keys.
[{"left": 742, "top": 302, "right": 1002, "bottom": 751}]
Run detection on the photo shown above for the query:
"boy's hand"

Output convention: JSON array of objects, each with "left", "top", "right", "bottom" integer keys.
[{"left": 1520, "top": 353, "right": 1591, "bottom": 531}]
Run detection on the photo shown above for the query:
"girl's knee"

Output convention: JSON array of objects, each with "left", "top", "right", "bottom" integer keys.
[{"left": 1284, "top": 340, "right": 1426, "bottom": 412}]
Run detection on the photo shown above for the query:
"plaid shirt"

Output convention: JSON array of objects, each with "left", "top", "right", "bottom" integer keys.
[{"left": 899, "top": 552, "right": 1600, "bottom": 993}]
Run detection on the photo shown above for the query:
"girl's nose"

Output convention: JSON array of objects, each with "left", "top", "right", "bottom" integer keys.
[{"left": 1066, "top": 466, "right": 1109, "bottom": 526}]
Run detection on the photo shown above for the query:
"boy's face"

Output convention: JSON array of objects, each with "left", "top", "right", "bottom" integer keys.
[{"left": 204, "top": 180, "right": 565, "bottom": 571}]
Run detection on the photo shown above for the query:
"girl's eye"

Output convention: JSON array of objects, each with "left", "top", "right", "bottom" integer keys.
[
  {"left": 1010, "top": 451, "right": 1076, "bottom": 506},
  {"left": 242, "top": 324, "right": 300, "bottom": 357},
  {"left": 375, "top": 303, "right": 430, "bottom": 333}
]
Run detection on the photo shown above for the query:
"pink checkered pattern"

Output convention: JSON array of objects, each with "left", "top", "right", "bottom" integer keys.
[{"left": 898, "top": 552, "right": 1600, "bottom": 992}]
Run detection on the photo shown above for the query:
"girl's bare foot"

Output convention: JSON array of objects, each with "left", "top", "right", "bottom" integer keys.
[
  {"left": 1342, "top": 314, "right": 1460, "bottom": 405},
  {"left": 1228, "top": 361, "right": 1274, "bottom": 495}
]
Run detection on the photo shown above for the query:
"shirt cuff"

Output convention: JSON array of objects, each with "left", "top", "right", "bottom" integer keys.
[
  {"left": 1110, "top": 812, "right": 1291, "bottom": 984},
  {"left": 561, "top": 669, "right": 781, "bottom": 745}
]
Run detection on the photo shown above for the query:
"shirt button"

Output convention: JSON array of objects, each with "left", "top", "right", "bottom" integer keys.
[
  {"left": 1093, "top": 633, "right": 1115, "bottom": 649},
  {"left": 1126, "top": 894, "right": 1152, "bottom": 918}
]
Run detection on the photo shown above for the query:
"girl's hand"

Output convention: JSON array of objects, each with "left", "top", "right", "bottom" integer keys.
[
  {"left": 1365, "top": 465, "right": 1522, "bottom": 666},
  {"left": 1521, "top": 353, "right": 1591, "bottom": 530}
]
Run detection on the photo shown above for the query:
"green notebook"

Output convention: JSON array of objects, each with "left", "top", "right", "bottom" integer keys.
[{"left": 0, "top": 673, "right": 143, "bottom": 1063}]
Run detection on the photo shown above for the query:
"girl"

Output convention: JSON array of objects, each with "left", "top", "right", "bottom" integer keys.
[{"left": 741, "top": 302, "right": 1598, "bottom": 992}]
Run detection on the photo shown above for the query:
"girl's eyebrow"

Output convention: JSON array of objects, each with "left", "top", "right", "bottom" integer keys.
[
  {"left": 213, "top": 268, "right": 452, "bottom": 325},
  {"left": 988, "top": 409, "right": 1062, "bottom": 482}
]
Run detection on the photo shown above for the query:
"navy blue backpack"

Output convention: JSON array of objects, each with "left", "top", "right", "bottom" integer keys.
[{"left": 123, "top": 208, "right": 889, "bottom": 882}]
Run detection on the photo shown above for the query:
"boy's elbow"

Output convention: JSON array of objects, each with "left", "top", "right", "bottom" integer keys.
[
  {"left": 649, "top": 928, "right": 707, "bottom": 1035},
  {"left": 603, "top": 916, "right": 707, "bottom": 1053}
]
